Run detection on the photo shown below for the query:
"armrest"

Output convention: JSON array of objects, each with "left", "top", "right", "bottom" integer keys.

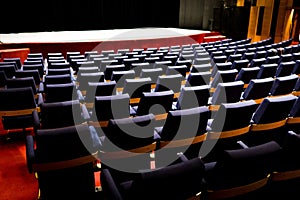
[
  {"left": 153, "top": 132, "right": 161, "bottom": 141},
  {"left": 38, "top": 82, "right": 44, "bottom": 93},
  {"left": 36, "top": 93, "right": 44, "bottom": 107},
  {"left": 32, "top": 110, "right": 40, "bottom": 130},
  {"left": 177, "top": 152, "right": 189, "bottom": 162},
  {"left": 237, "top": 140, "right": 249, "bottom": 149},
  {"left": 77, "top": 89, "right": 85, "bottom": 102},
  {"left": 81, "top": 103, "right": 91, "bottom": 121},
  {"left": 88, "top": 125, "right": 102, "bottom": 150},
  {"left": 26, "top": 135, "right": 35, "bottom": 173},
  {"left": 101, "top": 169, "right": 124, "bottom": 200},
  {"left": 172, "top": 101, "right": 178, "bottom": 110}
]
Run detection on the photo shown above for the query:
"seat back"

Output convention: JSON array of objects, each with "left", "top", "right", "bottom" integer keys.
[
  {"left": 154, "top": 74, "right": 183, "bottom": 93},
  {"left": 44, "top": 74, "right": 72, "bottom": 85},
  {"left": 44, "top": 83, "right": 76, "bottom": 103},
  {"left": 85, "top": 81, "right": 117, "bottom": 103},
  {"left": 186, "top": 71, "right": 211, "bottom": 87},
  {"left": 157, "top": 106, "right": 210, "bottom": 163},
  {"left": 140, "top": 68, "right": 163, "bottom": 83},
  {"left": 111, "top": 70, "right": 135, "bottom": 88},
  {"left": 249, "top": 58, "right": 266, "bottom": 68},
  {"left": 104, "top": 64, "right": 126, "bottom": 80},
  {"left": 211, "top": 81, "right": 244, "bottom": 105},
  {"left": 265, "top": 55, "right": 280, "bottom": 64},
  {"left": 0, "top": 87, "right": 36, "bottom": 111},
  {"left": 256, "top": 63, "right": 278, "bottom": 79},
  {"left": 48, "top": 62, "right": 71, "bottom": 70},
  {"left": 40, "top": 100, "right": 82, "bottom": 129},
  {"left": 269, "top": 74, "right": 298, "bottom": 96},
  {"left": 15, "top": 69, "right": 41, "bottom": 85},
  {"left": 231, "top": 59, "right": 249, "bottom": 72},
  {"left": 252, "top": 95, "right": 297, "bottom": 124},
  {"left": 0, "top": 87, "right": 37, "bottom": 130},
  {"left": 33, "top": 124, "right": 100, "bottom": 199},
  {"left": 212, "top": 62, "right": 233, "bottom": 77},
  {"left": 235, "top": 67, "right": 260, "bottom": 85},
  {"left": 0, "top": 65, "right": 17, "bottom": 78},
  {"left": 166, "top": 65, "right": 188, "bottom": 77},
  {"left": 102, "top": 113, "right": 156, "bottom": 151},
  {"left": 176, "top": 85, "right": 210, "bottom": 109},
  {"left": 131, "top": 62, "right": 151, "bottom": 76},
  {"left": 210, "top": 100, "right": 258, "bottom": 133},
  {"left": 242, "top": 77, "right": 274, "bottom": 101},
  {"left": 122, "top": 77, "right": 152, "bottom": 99},
  {"left": 101, "top": 157, "right": 205, "bottom": 200},
  {"left": 22, "top": 64, "right": 44, "bottom": 78},
  {"left": 125, "top": 157, "right": 205, "bottom": 200},
  {"left": 0, "top": 71, "right": 8, "bottom": 88},
  {"left": 94, "top": 93, "right": 130, "bottom": 121},
  {"left": 191, "top": 61, "right": 211, "bottom": 72},
  {"left": 275, "top": 61, "right": 296, "bottom": 77},
  {"left": 6, "top": 77, "right": 37, "bottom": 94},
  {"left": 136, "top": 90, "right": 174, "bottom": 116},
  {"left": 3, "top": 57, "right": 22, "bottom": 69},
  {"left": 210, "top": 69, "right": 238, "bottom": 89},
  {"left": 205, "top": 141, "right": 281, "bottom": 199}
]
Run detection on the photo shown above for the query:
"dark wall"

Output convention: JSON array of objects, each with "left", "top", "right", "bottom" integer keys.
[
  {"left": 1, "top": 0, "right": 180, "bottom": 33},
  {"left": 213, "top": 5, "right": 251, "bottom": 40}
]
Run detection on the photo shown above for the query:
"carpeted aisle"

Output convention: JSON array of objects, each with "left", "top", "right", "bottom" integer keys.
[{"left": 0, "top": 130, "right": 38, "bottom": 200}]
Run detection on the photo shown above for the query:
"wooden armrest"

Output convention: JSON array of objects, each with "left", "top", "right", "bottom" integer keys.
[
  {"left": 250, "top": 119, "right": 287, "bottom": 131},
  {"left": 154, "top": 113, "right": 168, "bottom": 121},
  {"left": 116, "top": 87, "right": 123, "bottom": 93},
  {"left": 253, "top": 98, "right": 264, "bottom": 104},
  {"left": 292, "top": 91, "right": 300, "bottom": 96},
  {"left": 207, "top": 126, "right": 250, "bottom": 140},
  {"left": 130, "top": 98, "right": 140, "bottom": 104},
  {"left": 32, "top": 153, "right": 98, "bottom": 172},
  {"left": 100, "top": 142, "right": 156, "bottom": 160},
  {"left": 208, "top": 105, "right": 220, "bottom": 111},
  {"left": 286, "top": 117, "right": 300, "bottom": 124},
  {"left": 0, "top": 107, "right": 40, "bottom": 118},
  {"left": 159, "top": 133, "right": 207, "bottom": 149},
  {"left": 89, "top": 121, "right": 109, "bottom": 128},
  {"left": 271, "top": 169, "right": 300, "bottom": 181},
  {"left": 174, "top": 92, "right": 180, "bottom": 99},
  {"left": 85, "top": 103, "right": 94, "bottom": 109},
  {"left": 241, "top": 98, "right": 263, "bottom": 104},
  {"left": 80, "top": 90, "right": 87, "bottom": 96},
  {"left": 206, "top": 174, "right": 270, "bottom": 200}
]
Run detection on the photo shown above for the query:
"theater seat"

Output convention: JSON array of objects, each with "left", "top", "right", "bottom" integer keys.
[
  {"left": 101, "top": 156, "right": 205, "bottom": 200},
  {"left": 0, "top": 87, "right": 40, "bottom": 135},
  {"left": 154, "top": 106, "right": 210, "bottom": 167},
  {"left": 203, "top": 141, "right": 281, "bottom": 200},
  {"left": 26, "top": 124, "right": 101, "bottom": 200}
]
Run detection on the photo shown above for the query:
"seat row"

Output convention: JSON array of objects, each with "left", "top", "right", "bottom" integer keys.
[{"left": 22, "top": 93, "right": 300, "bottom": 199}]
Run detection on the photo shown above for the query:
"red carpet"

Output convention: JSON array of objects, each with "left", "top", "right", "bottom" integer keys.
[
  {"left": 0, "top": 131, "right": 38, "bottom": 200},
  {"left": 0, "top": 125, "right": 102, "bottom": 200}
]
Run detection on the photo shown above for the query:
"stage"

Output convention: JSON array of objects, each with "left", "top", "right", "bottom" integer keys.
[{"left": 0, "top": 28, "right": 224, "bottom": 61}]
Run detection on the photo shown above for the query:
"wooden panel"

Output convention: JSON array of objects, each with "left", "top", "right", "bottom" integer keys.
[
  {"left": 237, "top": 0, "right": 244, "bottom": 6},
  {"left": 248, "top": 7, "right": 259, "bottom": 40},
  {"left": 275, "top": 0, "right": 291, "bottom": 43},
  {"left": 0, "top": 48, "right": 30, "bottom": 64},
  {"left": 261, "top": 3, "right": 273, "bottom": 39}
]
